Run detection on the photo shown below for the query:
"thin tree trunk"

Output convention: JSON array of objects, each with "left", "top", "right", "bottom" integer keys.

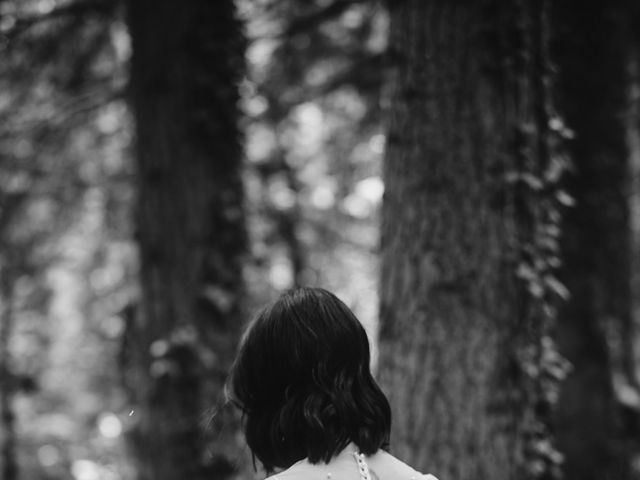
[
  {"left": 126, "top": 2, "right": 246, "bottom": 479},
  {"left": 0, "top": 260, "right": 17, "bottom": 480},
  {"left": 259, "top": 25, "right": 308, "bottom": 288},
  {"left": 0, "top": 188, "right": 24, "bottom": 480},
  {"left": 378, "top": 1, "right": 562, "bottom": 479},
  {"left": 276, "top": 158, "right": 305, "bottom": 286}
]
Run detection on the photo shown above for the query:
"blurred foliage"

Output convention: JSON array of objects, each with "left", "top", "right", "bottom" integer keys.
[
  {"left": 0, "top": 0, "right": 135, "bottom": 476},
  {"left": 239, "top": 0, "right": 388, "bottom": 329},
  {"left": 0, "top": 0, "right": 388, "bottom": 479}
]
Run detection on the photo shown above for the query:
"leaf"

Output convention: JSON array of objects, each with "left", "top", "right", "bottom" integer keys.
[
  {"left": 544, "top": 276, "right": 570, "bottom": 300},
  {"left": 555, "top": 190, "right": 575, "bottom": 207}
]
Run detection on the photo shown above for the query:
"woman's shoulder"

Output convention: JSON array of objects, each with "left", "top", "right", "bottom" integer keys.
[
  {"left": 368, "top": 449, "right": 439, "bottom": 480},
  {"left": 265, "top": 448, "right": 439, "bottom": 480}
]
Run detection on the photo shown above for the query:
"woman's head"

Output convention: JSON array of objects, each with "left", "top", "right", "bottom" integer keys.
[{"left": 228, "top": 287, "right": 391, "bottom": 472}]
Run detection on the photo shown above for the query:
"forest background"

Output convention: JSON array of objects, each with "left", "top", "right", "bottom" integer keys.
[{"left": 1, "top": 1, "right": 640, "bottom": 480}]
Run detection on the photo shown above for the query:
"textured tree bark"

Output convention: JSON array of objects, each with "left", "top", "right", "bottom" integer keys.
[
  {"left": 552, "top": 1, "right": 635, "bottom": 479},
  {"left": 628, "top": 2, "right": 640, "bottom": 403},
  {"left": 0, "top": 264, "right": 17, "bottom": 480},
  {"left": 378, "top": 1, "right": 557, "bottom": 479},
  {"left": 126, "top": 2, "right": 246, "bottom": 480}
]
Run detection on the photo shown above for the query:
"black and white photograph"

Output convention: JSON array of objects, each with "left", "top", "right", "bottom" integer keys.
[{"left": 0, "top": 1, "right": 639, "bottom": 479}]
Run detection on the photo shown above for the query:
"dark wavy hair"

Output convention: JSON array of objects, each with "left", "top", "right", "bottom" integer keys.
[{"left": 227, "top": 287, "right": 391, "bottom": 473}]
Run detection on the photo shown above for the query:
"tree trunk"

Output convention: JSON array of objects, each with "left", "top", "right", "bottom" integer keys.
[
  {"left": 552, "top": 1, "right": 635, "bottom": 479},
  {"left": 0, "top": 262, "right": 17, "bottom": 480},
  {"left": 629, "top": 0, "right": 640, "bottom": 404},
  {"left": 126, "top": 2, "right": 246, "bottom": 480},
  {"left": 378, "top": 1, "right": 563, "bottom": 479}
]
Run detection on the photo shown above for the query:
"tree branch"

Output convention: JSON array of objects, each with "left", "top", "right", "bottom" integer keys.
[
  {"left": 251, "top": 0, "right": 368, "bottom": 41},
  {"left": 3, "top": 0, "right": 114, "bottom": 40},
  {"left": 283, "top": 0, "right": 365, "bottom": 38}
]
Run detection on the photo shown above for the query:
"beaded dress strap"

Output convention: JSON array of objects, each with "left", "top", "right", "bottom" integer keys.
[
  {"left": 352, "top": 450, "right": 372, "bottom": 480},
  {"left": 352, "top": 449, "right": 439, "bottom": 480}
]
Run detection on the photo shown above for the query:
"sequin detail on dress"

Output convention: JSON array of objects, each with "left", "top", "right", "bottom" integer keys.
[{"left": 353, "top": 450, "right": 372, "bottom": 480}]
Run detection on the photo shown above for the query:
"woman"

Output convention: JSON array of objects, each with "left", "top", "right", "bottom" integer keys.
[{"left": 228, "top": 287, "right": 439, "bottom": 480}]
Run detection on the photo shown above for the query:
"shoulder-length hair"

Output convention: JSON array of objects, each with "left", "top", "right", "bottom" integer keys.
[{"left": 227, "top": 287, "right": 391, "bottom": 473}]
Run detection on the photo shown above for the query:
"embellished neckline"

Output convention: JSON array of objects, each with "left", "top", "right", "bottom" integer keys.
[
  {"left": 352, "top": 449, "right": 372, "bottom": 480},
  {"left": 270, "top": 443, "right": 433, "bottom": 480}
]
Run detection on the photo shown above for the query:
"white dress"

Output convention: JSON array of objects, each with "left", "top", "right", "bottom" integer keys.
[{"left": 266, "top": 443, "right": 439, "bottom": 480}]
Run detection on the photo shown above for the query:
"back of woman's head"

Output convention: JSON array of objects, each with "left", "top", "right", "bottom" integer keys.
[{"left": 228, "top": 287, "right": 391, "bottom": 472}]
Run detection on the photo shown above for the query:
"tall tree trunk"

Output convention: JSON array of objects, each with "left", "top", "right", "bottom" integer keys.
[
  {"left": 0, "top": 260, "right": 17, "bottom": 480},
  {"left": 629, "top": 0, "right": 640, "bottom": 405},
  {"left": 0, "top": 189, "right": 26, "bottom": 480},
  {"left": 551, "top": 1, "right": 636, "bottom": 479},
  {"left": 126, "top": 2, "right": 246, "bottom": 480},
  {"left": 378, "top": 1, "right": 564, "bottom": 479}
]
